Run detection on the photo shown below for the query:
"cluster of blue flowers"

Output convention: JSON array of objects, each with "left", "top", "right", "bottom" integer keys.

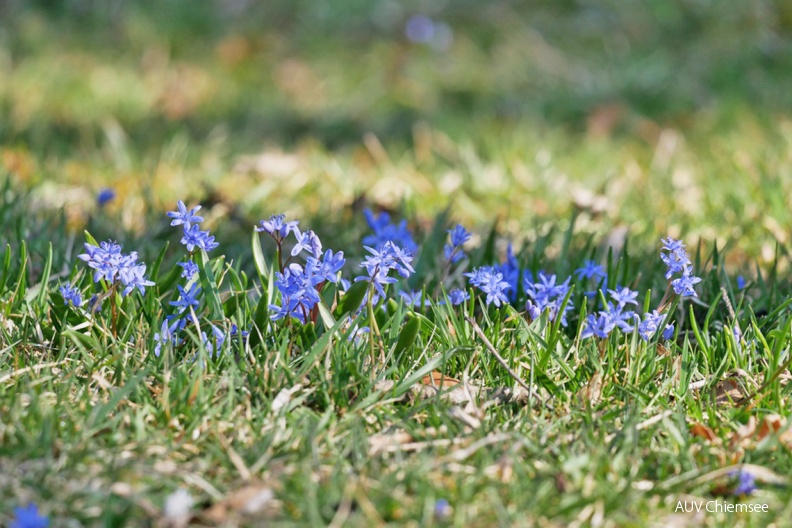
[
  {"left": 59, "top": 283, "right": 82, "bottom": 308},
  {"left": 355, "top": 241, "right": 415, "bottom": 302},
  {"left": 581, "top": 287, "right": 639, "bottom": 339},
  {"left": 168, "top": 200, "right": 219, "bottom": 254},
  {"left": 61, "top": 199, "right": 707, "bottom": 357},
  {"left": 661, "top": 237, "right": 701, "bottom": 297},
  {"left": 525, "top": 272, "right": 573, "bottom": 325},
  {"left": 464, "top": 267, "right": 511, "bottom": 307},
  {"left": 444, "top": 224, "right": 471, "bottom": 264},
  {"left": 578, "top": 238, "right": 700, "bottom": 341},
  {"left": 153, "top": 202, "right": 234, "bottom": 357},
  {"left": 76, "top": 240, "right": 155, "bottom": 298},
  {"left": 363, "top": 208, "right": 417, "bottom": 252},
  {"left": 257, "top": 214, "right": 346, "bottom": 323},
  {"left": 10, "top": 504, "right": 48, "bottom": 528}
]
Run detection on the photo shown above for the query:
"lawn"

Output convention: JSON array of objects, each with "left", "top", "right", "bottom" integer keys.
[{"left": 2, "top": 2, "right": 792, "bottom": 526}]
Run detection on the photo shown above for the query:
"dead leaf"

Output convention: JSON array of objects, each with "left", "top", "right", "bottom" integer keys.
[
  {"left": 421, "top": 371, "right": 459, "bottom": 388},
  {"left": 689, "top": 423, "right": 719, "bottom": 444},
  {"left": 714, "top": 378, "right": 747, "bottom": 406},
  {"left": 578, "top": 371, "right": 602, "bottom": 406}
]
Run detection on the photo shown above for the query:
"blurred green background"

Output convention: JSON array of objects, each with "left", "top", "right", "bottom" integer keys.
[{"left": 2, "top": 0, "right": 792, "bottom": 264}]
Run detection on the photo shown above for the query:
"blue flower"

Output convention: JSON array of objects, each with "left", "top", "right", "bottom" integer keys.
[
  {"left": 399, "top": 289, "right": 430, "bottom": 307},
  {"left": 78, "top": 241, "right": 155, "bottom": 297},
  {"left": 582, "top": 303, "right": 637, "bottom": 339},
  {"left": 11, "top": 504, "right": 49, "bottom": 528},
  {"left": 524, "top": 272, "right": 573, "bottom": 325},
  {"left": 59, "top": 283, "right": 82, "bottom": 307},
  {"left": 354, "top": 242, "right": 415, "bottom": 302},
  {"left": 447, "top": 288, "right": 470, "bottom": 306},
  {"left": 493, "top": 243, "right": 521, "bottom": 302},
  {"left": 167, "top": 201, "right": 204, "bottom": 228},
  {"left": 638, "top": 310, "right": 664, "bottom": 341},
  {"left": 581, "top": 313, "right": 614, "bottom": 339},
  {"left": 575, "top": 260, "right": 606, "bottom": 281},
  {"left": 178, "top": 261, "right": 199, "bottom": 280},
  {"left": 202, "top": 324, "right": 227, "bottom": 357},
  {"left": 671, "top": 272, "right": 702, "bottom": 297},
  {"left": 660, "top": 237, "right": 701, "bottom": 297},
  {"left": 730, "top": 470, "right": 757, "bottom": 496},
  {"left": 661, "top": 237, "right": 686, "bottom": 253},
  {"left": 465, "top": 266, "right": 511, "bottom": 307},
  {"left": 271, "top": 263, "right": 322, "bottom": 322},
  {"left": 448, "top": 224, "right": 471, "bottom": 247},
  {"left": 78, "top": 241, "right": 123, "bottom": 283},
  {"left": 118, "top": 263, "right": 155, "bottom": 296},
  {"left": 525, "top": 300, "right": 541, "bottom": 320},
  {"left": 736, "top": 275, "right": 746, "bottom": 290},
  {"left": 170, "top": 283, "right": 202, "bottom": 314},
  {"left": 180, "top": 224, "right": 219, "bottom": 253},
  {"left": 433, "top": 498, "right": 452, "bottom": 520},
  {"left": 662, "top": 323, "right": 675, "bottom": 340},
  {"left": 255, "top": 214, "right": 299, "bottom": 241},
  {"left": 306, "top": 249, "right": 346, "bottom": 285},
  {"left": 605, "top": 302, "right": 637, "bottom": 332},
  {"left": 97, "top": 188, "right": 115, "bottom": 207},
  {"left": 153, "top": 320, "right": 176, "bottom": 357},
  {"left": 363, "top": 208, "right": 417, "bottom": 251},
  {"left": 444, "top": 224, "right": 471, "bottom": 263},
  {"left": 608, "top": 287, "right": 639, "bottom": 308},
  {"left": 291, "top": 229, "right": 323, "bottom": 258}
]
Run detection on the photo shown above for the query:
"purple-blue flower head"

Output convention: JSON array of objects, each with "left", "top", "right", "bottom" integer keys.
[
  {"left": 447, "top": 288, "right": 470, "bottom": 306},
  {"left": 118, "top": 263, "right": 155, "bottom": 296},
  {"left": 153, "top": 320, "right": 177, "bottom": 357},
  {"left": 731, "top": 470, "right": 757, "bottom": 496},
  {"left": 524, "top": 272, "right": 573, "bottom": 325},
  {"left": 306, "top": 249, "right": 346, "bottom": 285},
  {"left": 608, "top": 287, "right": 639, "bottom": 308},
  {"left": 525, "top": 300, "right": 541, "bottom": 320},
  {"left": 291, "top": 229, "right": 323, "bottom": 258},
  {"left": 11, "top": 504, "right": 49, "bottom": 528},
  {"left": 202, "top": 324, "right": 227, "bottom": 357},
  {"left": 59, "top": 283, "right": 82, "bottom": 307},
  {"left": 363, "top": 208, "right": 417, "bottom": 252},
  {"left": 255, "top": 213, "right": 299, "bottom": 241},
  {"left": 178, "top": 260, "right": 199, "bottom": 280},
  {"left": 465, "top": 266, "right": 511, "bottom": 307},
  {"left": 581, "top": 313, "right": 614, "bottom": 339},
  {"left": 359, "top": 242, "right": 415, "bottom": 279},
  {"left": 170, "top": 283, "right": 202, "bottom": 314},
  {"left": 271, "top": 263, "right": 323, "bottom": 322},
  {"left": 167, "top": 200, "right": 204, "bottom": 229},
  {"left": 660, "top": 237, "right": 702, "bottom": 297},
  {"left": 575, "top": 260, "right": 606, "bottom": 281},
  {"left": 78, "top": 240, "right": 123, "bottom": 283},
  {"left": 638, "top": 310, "right": 664, "bottom": 341},
  {"left": 444, "top": 224, "right": 471, "bottom": 264},
  {"left": 97, "top": 188, "right": 115, "bottom": 207},
  {"left": 399, "top": 289, "right": 430, "bottom": 307},
  {"left": 180, "top": 224, "right": 219, "bottom": 253},
  {"left": 671, "top": 272, "right": 702, "bottom": 297},
  {"left": 78, "top": 240, "right": 155, "bottom": 296},
  {"left": 582, "top": 303, "right": 637, "bottom": 339}
]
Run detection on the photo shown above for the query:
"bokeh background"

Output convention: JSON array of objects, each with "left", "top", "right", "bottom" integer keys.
[{"left": 2, "top": 0, "right": 792, "bottom": 263}]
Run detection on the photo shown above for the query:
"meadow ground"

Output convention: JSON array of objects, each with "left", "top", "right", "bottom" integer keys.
[{"left": 2, "top": 2, "right": 792, "bottom": 526}]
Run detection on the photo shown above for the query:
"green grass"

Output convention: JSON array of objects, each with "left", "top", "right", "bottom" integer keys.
[{"left": 2, "top": 2, "right": 792, "bottom": 526}]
